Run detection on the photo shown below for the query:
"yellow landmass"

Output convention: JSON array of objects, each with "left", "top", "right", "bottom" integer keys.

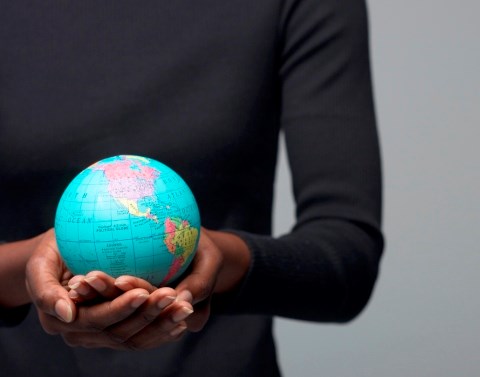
[
  {"left": 172, "top": 226, "right": 199, "bottom": 261},
  {"left": 117, "top": 198, "right": 158, "bottom": 222}
]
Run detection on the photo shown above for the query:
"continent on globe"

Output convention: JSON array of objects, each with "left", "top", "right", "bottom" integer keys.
[
  {"left": 162, "top": 217, "right": 199, "bottom": 285},
  {"left": 54, "top": 155, "right": 201, "bottom": 286},
  {"left": 92, "top": 156, "right": 160, "bottom": 222}
]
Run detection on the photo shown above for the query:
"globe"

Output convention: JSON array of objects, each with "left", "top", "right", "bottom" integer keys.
[{"left": 54, "top": 155, "right": 201, "bottom": 286}]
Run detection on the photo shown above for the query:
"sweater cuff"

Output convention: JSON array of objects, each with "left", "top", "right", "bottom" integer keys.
[{"left": 211, "top": 230, "right": 278, "bottom": 316}]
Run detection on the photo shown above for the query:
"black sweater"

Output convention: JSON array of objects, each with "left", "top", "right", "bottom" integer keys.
[{"left": 0, "top": 0, "right": 383, "bottom": 375}]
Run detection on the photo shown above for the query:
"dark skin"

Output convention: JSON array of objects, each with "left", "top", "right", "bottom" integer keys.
[{"left": 1, "top": 227, "right": 250, "bottom": 350}]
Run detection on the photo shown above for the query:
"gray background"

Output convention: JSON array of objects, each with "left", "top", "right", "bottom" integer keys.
[{"left": 273, "top": 1, "right": 480, "bottom": 376}]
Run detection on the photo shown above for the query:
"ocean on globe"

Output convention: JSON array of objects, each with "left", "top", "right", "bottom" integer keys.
[{"left": 54, "top": 155, "right": 201, "bottom": 286}]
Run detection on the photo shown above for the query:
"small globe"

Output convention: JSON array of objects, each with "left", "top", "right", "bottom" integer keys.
[{"left": 54, "top": 155, "right": 201, "bottom": 286}]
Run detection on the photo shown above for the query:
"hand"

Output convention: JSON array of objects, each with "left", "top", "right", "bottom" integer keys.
[
  {"left": 173, "top": 228, "right": 251, "bottom": 332},
  {"left": 25, "top": 227, "right": 250, "bottom": 350},
  {"left": 61, "top": 272, "right": 193, "bottom": 349},
  {"left": 25, "top": 228, "right": 76, "bottom": 323},
  {"left": 69, "top": 227, "right": 251, "bottom": 338},
  {"left": 52, "top": 279, "right": 193, "bottom": 350},
  {"left": 25, "top": 229, "right": 193, "bottom": 350}
]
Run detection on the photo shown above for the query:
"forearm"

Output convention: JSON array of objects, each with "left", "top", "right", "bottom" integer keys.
[
  {"left": 0, "top": 235, "right": 42, "bottom": 307},
  {"left": 220, "top": 219, "right": 383, "bottom": 322}
]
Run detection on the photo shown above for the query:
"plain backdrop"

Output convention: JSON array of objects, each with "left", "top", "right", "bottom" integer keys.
[{"left": 273, "top": 1, "right": 480, "bottom": 376}]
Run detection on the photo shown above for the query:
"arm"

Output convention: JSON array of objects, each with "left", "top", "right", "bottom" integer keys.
[
  {"left": 210, "top": 0, "right": 383, "bottom": 321},
  {"left": 163, "top": 0, "right": 382, "bottom": 324},
  {"left": 0, "top": 234, "right": 43, "bottom": 308}
]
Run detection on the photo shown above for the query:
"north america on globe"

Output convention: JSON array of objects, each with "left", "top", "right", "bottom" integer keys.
[{"left": 54, "top": 155, "right": 201, "bottom": 286}]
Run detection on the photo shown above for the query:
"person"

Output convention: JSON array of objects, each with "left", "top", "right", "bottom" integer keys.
[{"left": 0, "top": 0, "right": 383, "bottom": 376}]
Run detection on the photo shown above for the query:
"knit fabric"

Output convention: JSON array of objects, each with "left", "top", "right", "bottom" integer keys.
[{"left": 0, "top": 1, "right": 382, "bottom": 375}]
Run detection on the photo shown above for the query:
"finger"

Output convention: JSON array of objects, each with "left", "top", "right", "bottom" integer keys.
[
  {"left": 68, "top": 271, "right": 123, "bottom": 303},
  {"left": 36, "top": 307, "right": 71, "bottom": 335},
  {"left": 114, "top": 275, "right": 157, "bottom": 293},
  {"left": 37, "top": 287, "right": 151, "bottom": 337},
  {"left": 60, "top": 270, "right": 74, "bottom": 287},
  {"left": 64, "top": 297, "right": 192, "bottom": 350},
  {"left": 68, "top": 280, "right": 95, "bottom": 303},
  {"left": 67, "top": 275, "right": 85, "bottom": 288},
  {"left": 114, "top": 302, "right": 193, "bottom": 350},
  {"left": 75, "top": 288, "right": 150, "bottom": 330},
  {"left": 84, "top": 271, "right": 123, "bottom": 299},
  {"left": 26, "top": 229, "right": 76, "bottom": 323},
  {"left": 68, "top": 275, "right": 98, "bottom": 303},
  {"left": 175, "top": 231, "right": 223, "bottom": 306},
  {"left": 184, "top": 297, "right": 211, "bottom": 332},
  {"left": 101, "top": 288, "right": 186, "bottom": 344}
]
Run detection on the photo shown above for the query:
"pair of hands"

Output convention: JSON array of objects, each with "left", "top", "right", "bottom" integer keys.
[{"left": 24, "top": 227, "right": 249, "bottom": 350}]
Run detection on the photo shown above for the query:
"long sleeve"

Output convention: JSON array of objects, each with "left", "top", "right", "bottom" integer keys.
[{"left": 221, "top": 0, "right": 383, "bottom": 322}]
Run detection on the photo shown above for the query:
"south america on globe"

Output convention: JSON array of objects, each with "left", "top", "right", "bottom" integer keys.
[{"left": 54, "top": 155, "right": 201, "bottom": 286}]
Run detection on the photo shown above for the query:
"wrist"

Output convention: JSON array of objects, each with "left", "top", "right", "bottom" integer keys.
[{"left": 205, "top": 229, "right": 251, "bottom": 294}]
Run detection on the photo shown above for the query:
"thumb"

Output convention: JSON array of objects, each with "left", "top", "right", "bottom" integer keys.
[
  {"left": 25, "top": 229, "right": 77, "bottom": 323},
  {"left": 175, "top": 230, "right": 223, "bottom": 306},
  {"left": 54, "top": 297, "right": 76, "bottom": 324}
]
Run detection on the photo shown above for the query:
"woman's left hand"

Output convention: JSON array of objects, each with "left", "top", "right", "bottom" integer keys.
[{"left": 74, "top": 228, "right": 251, "bottom": 335}]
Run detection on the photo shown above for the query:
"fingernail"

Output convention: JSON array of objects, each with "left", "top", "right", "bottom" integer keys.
[
  {"left": 68, "top": 282, "right": 80, "bottom": 290},
  {"left": 85, "top": 276, "right": 107, "bottom": 292},
  {"left": 55, "top": 299, "right": 73, "bottom": 323},
  {"left": 157, "top": 295, "right": 176, "bottom": 310},
  {"left": 131, "top": 293, "right": 149, "bottom": 309},
  {"left": 176, "top": 290, "right": 193, "bottom": 303},
  {"left": 69, "top": 282, "right": 89, "bottom": 295},
  {"left": 68, "top": 290, "right": 79, "bottom": 300},
  {"left": 115, "top": 279, "right": 133, "bottom": 291},
  {"left": 170, "top": 324, "right": 187, "bottom": 337},
  {"left": 172, "top": 307, "right": 194, "bottom": 323}
]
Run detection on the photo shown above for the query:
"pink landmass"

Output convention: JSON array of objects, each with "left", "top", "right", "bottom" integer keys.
[
  {"left": 164, "top": 218, "right": 177, "bottom": 252},
  {"left": 160, "top": 256, "right": 185, "bottom": 286},
  {"left": 161, "top": 217, "right": 194, "bottom": 285},
  {"left": 94, "top": 157, "right": 159, "bottom": 200}
]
